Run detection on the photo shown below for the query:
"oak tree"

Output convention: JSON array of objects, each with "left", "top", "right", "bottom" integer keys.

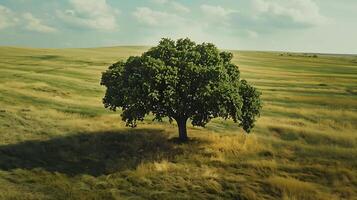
[{"left": 101, "top": 38, "right": 262, "bottom": 141}]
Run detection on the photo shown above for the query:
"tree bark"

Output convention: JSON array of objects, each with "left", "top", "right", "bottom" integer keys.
[{"left": 177, "top": 118, "right": 188, "bottom": 142}]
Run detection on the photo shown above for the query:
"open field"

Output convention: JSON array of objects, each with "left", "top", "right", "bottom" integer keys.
[{"left": 0, "top": 46, "right": 356, "bottom": 199}]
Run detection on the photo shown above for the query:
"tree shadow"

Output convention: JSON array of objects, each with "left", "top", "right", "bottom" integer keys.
[{"left": 0, "top": 129, "right": 183, "bottom": 176}]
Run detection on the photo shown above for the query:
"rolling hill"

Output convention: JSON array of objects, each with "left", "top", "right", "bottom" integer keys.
[{"left": 0, "top": 46, "right": 356, "bottom": 199}]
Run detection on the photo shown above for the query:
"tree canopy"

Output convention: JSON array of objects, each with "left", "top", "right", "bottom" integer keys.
[{"left": 101, "top": 38, "right": 262, "bottom": 141}]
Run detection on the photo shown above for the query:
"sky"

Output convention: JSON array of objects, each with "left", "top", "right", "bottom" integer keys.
[{"left": 0, "top": 0, "right": 356, "bottom": 54}]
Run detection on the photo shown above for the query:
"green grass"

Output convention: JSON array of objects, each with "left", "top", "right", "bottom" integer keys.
[{"left": 0, "top": 46, "right": 356, "bottom": 199}]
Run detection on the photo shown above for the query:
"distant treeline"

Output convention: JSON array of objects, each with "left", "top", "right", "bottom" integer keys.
[{"left": 279, "top": 53, "right": 318, "bottom": 58}]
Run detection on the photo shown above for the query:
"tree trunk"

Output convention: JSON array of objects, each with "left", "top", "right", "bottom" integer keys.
[{"left": 177, "top": 118, "right": 188, "bottom": 142}]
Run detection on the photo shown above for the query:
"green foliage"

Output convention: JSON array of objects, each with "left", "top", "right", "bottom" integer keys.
[
  {"left": 239, "top": 80, "right": 262, "bottom": 132},
  {"left": 101, "top": 38, "right": 262, "bottom": 137}
]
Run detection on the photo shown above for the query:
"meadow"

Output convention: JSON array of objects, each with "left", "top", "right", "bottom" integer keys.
[{"left": 0, "top": 46, "right": 356, "bottom": 199}]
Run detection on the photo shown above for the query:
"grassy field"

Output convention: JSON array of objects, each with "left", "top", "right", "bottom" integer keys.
[{"left": 0, "top": 46, "right": 356, "bottom": 200}]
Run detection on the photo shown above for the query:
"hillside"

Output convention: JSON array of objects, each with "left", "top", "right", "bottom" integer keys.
[{"left": 0, "top": 46, "right": 356, "bottom": 199}]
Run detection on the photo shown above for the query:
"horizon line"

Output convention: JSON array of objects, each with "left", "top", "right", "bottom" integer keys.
[{"left": 1, "top": 45, "right": 356, "bottom": 56}]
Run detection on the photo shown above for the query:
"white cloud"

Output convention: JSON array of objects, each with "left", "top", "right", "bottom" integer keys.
[
  {"left": 23, "top": 13, "right": 56, "bottom": 33},
  {"left": 152, "top": 0, "right": 168, "bottom": 4},
  {"left": 171, "top": 2, "right": 190, "bottom": 13},
  {"left": 152, "top": 0, "right": 190, "bottom": 13},
  {"left": 252, "top": 0, "right": 327, "bottom": 26},
  {"left": 133, "top": 7, "right": 184, "bottom": 26},
  {"left": 199, "top": 4, "right": 237, "bottom": 28},
  {"left": 57, "top": 0, "right": 118, "bottom": 31},
  {"left": 0, "top": 5, "right": 55, "bottom": 33},
  {"left": 0, "top": 5, "right": 18, "bottom": 30},
  {"left": 200, "top": 5, "right": 236, "bottom": 19}
]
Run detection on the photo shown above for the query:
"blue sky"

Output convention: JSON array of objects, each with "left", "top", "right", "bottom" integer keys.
[{"left": 0, "top": 0, "right": 356, "bottom": 54}]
